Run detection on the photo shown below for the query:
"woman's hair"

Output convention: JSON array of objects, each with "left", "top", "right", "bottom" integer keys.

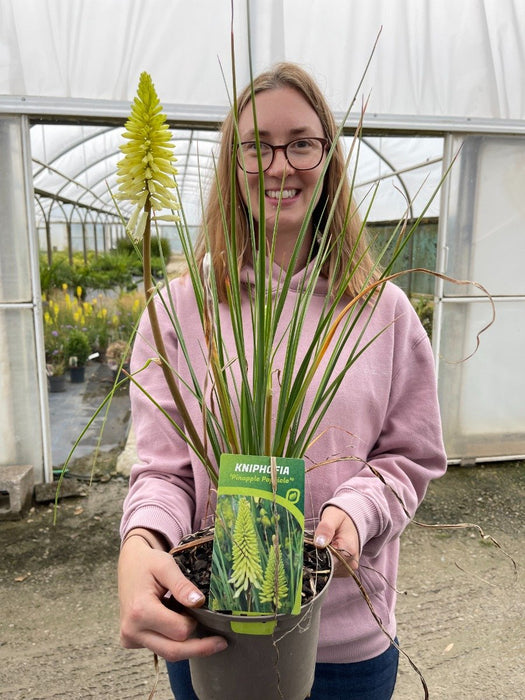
[{"left": 195, "top": 61, "right": 378, "bottom": 299}]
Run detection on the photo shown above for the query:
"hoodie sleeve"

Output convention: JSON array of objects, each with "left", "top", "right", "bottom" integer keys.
[
  {"left": 119, "top": 285, "right": 196, "bottom": 547},
  {"left": 324, "top": 292, "right": 447, "bottom": 558}
]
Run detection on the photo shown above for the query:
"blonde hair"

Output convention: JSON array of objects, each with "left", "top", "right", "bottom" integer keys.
[{"left": 195, "top": 62, "right": 378, "bottom": 299}]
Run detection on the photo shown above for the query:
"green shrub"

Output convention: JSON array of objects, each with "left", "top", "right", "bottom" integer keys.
[
  {"left": 65, "top": 329, "right": 92, "bottom": 366},
  {"left": 116, "top": 235, "right": 171, "bottom": 259},
  {"left": 40, "top": 255, "right": 76, "bottom": 295},
  {"left": 85, "top": 252, "right": 138, "bottom": 289},
  {"left": 40, "top": 251, "right": 139, "bottom": 294}
]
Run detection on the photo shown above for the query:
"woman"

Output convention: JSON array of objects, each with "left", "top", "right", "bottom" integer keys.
[{"left": 118, "top": 63, "right": 447, "bottom": 699}]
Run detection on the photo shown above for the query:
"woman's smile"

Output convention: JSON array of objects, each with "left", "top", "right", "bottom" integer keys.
[{"left": 265, "top": 187, "right": 300, "bottom": 203}]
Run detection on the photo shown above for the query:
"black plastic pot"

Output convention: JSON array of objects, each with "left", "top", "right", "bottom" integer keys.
[
  {"left": 187, "top": 580, "right": 331, "bottom": 700},
  {"left": 69, "top": 366, "right": 85, "bottom": 383},
  {"left": 168, "top": 534, "right": 333, "bottom": 700},
  {"left": 48, "top": 374, "right": 66, "bottom": 393}
]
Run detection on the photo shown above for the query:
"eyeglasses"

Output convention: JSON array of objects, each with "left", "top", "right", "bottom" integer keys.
[{"left": 236, "top": 137, "right": 329, "bottom": 173}]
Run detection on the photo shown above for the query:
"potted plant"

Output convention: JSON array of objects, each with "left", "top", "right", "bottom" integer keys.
[
  {"left": 65, "top": 328, "right": 91, "bottom": 383},
  {"left": 116, "top": 69, "right": 372, "bottom": 698},
  {"left": 46, "top": 351, "right": 67, "bottom": 392}
]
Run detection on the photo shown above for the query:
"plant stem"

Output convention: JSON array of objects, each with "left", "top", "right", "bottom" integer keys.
[{"left": 142, "top": 201, "right": 217, "bottom": 484}]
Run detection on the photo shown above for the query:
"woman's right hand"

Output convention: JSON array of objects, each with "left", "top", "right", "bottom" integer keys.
[{"left": 118, "top": 531, "right": 228, "bottom": 661}]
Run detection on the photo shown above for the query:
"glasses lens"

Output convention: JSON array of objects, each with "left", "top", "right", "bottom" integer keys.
[
  {"left": 237, "top": 142, "right": 273, "bottom": 172},
  {"left": 286, "top": 138, "right": 325, "bottom": 170}
]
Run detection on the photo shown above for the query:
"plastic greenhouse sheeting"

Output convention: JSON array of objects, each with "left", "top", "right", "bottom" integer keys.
[
  {"left": 3, "top": 0, "right": 525, "bottom": 227},
  {"left": 2, "top": 0, "right": 525, "bottom": 122},
  {"left": 3, "top": 0, "right": 525, "bottom": 226}
]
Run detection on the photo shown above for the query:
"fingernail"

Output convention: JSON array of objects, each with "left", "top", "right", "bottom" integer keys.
[
  {"left": 314, "top": 534, "right": 328, "bottom": 547},
  {"left": 215, "top": 639, "right": 228, "bottom": 653},
  {"left": 187, "top": 590, "right": 204, "bottom": 605}
]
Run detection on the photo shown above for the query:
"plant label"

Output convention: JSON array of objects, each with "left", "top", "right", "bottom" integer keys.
[{"left": 209, "top": 453, "right": 305, "bottom": 616}]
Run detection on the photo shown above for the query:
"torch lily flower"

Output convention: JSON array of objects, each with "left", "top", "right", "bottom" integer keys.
[{"left": 116, "top": 71, "right": 179, "bottom": 241}]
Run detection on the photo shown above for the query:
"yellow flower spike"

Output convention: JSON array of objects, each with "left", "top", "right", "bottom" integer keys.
[
  {"left": 112, "top": 315, "right": 119, "bottom": 326},
  {"left": 117, "top": 72, "right": 179, "bottom": 241},
  {"left": 62, "top": 283, "right": 68, "bottom": 291},
  {"left": 76, "top": 286, "right": 82, "bottom": 299}
]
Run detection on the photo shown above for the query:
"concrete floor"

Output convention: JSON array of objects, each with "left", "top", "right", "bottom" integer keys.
[{"left": 48, "top": 362, "right": 131, "bottom": 472}]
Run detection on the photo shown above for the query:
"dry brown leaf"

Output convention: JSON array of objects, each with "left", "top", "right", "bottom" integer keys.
[{"left": 14, "top": 572, "right": 31, "bottom": 583}]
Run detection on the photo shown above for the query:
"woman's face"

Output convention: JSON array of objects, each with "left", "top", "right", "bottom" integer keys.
[{"left": 236, "top": 86, "right": 327, "bottom": 241}]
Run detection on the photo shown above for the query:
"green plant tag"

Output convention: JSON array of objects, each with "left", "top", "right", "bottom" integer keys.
[{"left": 209, "top": 453, "right": 305, "bottom": 617}]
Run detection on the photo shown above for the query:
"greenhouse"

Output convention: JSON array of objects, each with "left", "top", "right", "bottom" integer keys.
[{"left": 1, "top": 0, "right": 525, "bottom": 487}]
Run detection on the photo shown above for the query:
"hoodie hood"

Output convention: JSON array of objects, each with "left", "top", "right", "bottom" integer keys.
[{"left": 240, "top": 258, "right": 331, "bottom": 296}]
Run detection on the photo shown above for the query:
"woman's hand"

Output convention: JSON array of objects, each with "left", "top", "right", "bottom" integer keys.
[
  {"left": 118, "top": 530, "right": 228, "bottom": 661},
  {"left": 313, "top": 505, "right": 360, "bottom": 576}
]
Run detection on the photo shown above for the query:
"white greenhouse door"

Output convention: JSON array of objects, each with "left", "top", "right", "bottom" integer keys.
[{"left": 435, "top": 134, "right": 525, "bottom": 462}]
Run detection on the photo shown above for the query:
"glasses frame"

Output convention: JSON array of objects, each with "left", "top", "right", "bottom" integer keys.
[{"left": 236, "top": 137, "right": 329, "bottom": 173}]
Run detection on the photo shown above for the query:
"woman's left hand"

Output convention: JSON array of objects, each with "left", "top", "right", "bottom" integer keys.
[{"left": 313, "top": 505, "right": 360, "bottom": 576}]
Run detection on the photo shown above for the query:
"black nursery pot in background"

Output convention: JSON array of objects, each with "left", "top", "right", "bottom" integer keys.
[
  {"left": 69, "top": 366, "right": 85, "bottom": 383},
  {"left": 48, "top": 374, "right": 66, "bottom": 393}
]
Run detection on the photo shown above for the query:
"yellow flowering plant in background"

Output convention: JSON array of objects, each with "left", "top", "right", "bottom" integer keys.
[{"left": 42, "top": 285, "right": 144, "bottom": 374}]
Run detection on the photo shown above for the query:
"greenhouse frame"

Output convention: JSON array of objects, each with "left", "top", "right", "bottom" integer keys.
[{"left": 1, "top": 0, "right": 524, "bottom": 484}]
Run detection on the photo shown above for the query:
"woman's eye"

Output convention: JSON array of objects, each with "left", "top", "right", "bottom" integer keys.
[
  {"left": 291, "top": 139, "right": 313, "bottom": 150},
  {"left": 242, "top": 142, "right": 270, "bottom": 154}
]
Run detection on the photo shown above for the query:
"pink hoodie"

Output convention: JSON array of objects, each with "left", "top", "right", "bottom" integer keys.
[{"left": 121, "top": 261, "right": 447, "bottom": 663}]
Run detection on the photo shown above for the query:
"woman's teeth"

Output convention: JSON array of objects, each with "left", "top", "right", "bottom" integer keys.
[{"left": 265, "top": 189, "right": 298, "bottom": 199}]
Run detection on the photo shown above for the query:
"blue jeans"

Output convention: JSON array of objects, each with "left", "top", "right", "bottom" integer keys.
[{"left": 166, "top": 641, "right": 399, "bottom": 699}]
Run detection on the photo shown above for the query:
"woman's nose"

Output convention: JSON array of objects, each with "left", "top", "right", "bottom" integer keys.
[{"left": 266, "top": 148, "right": 294, "bottom": 177}]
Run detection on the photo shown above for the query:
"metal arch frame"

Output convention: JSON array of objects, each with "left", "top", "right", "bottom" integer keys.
[
  {"left": 32, "top": 124, "right": 116, "bottom": 180},
  {"left": 81, "top": 206, "right": 98, "bottom": 262},
  {"left": 34, "top": 194, "right": 52, "bottom": 264},
  {"left": 33, "top": 128, "right": 221, "bottom": 219},
  {"left": 55, "top": 148, "right": 122, "bottom": 206},
  {"left": 60, "top": 157, "right": 125, "bottom": 214},
  {"left": 360, "top": 137, "right": 415, "bottom": 219},
  {"left": 35, "top": 188, "right": 125, "bottom": 263},
  {"left": 33, "top": 157, "right": 121, "bottom": 216}
]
